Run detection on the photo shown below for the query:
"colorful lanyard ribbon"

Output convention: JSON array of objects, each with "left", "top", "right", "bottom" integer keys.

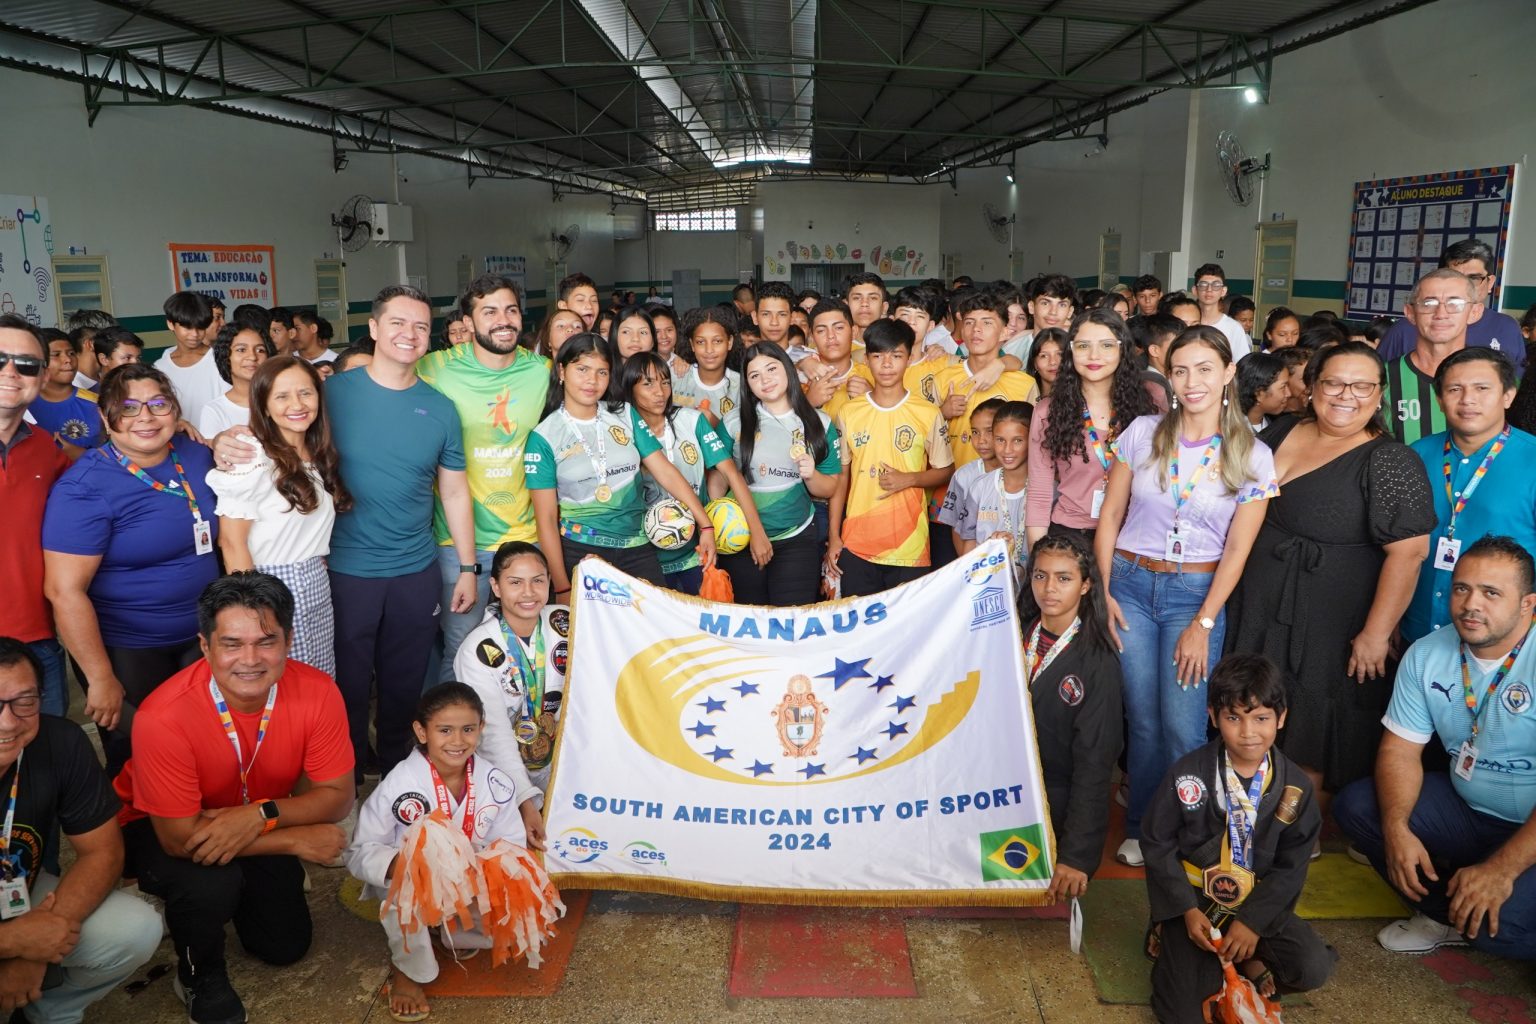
[
  {"left": 1170, "top": 436, "right": 1222, "bottom": 523},
  {"left": 1025, "top": 617, "right": 1079, "bottom": 687},
  {"left": 1443, "top": 426, "right": 1509, "bottom": 539},
  {"left": 499, "top": 617, "right": 548, "bottom": 727},
  {"left": 108, "top": 442, "right": 203, "bottom": 521},
  {"left": 1459, "top": 625, "right": 1531, "bottom": 746},
  {"left": 1222, "top": 750, "right": 1268, "bottom": 870},
  {"left": 428, "top": 756, "right": 476, "bottom": 841},
  {"left": 1081, "top": 406, "right": 1113, "bottom": 472},
  {"left": 0, "top": 751, "right": 22, "bottom": 878},
  {"left": 208, "top": 678, "right": 276, "bottom": 806}
]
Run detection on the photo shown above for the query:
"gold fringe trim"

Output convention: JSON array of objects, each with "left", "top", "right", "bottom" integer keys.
[{"left": 545, "top": 872, "right": 1057, "bottom": 908}]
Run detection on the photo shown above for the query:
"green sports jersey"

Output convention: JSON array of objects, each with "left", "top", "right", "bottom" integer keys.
[
  {"left": 418, "top": 344, "right": 550, "bottom": 550},
  {"left": 722, "top": 406, "right": 841, "bottom": 541},
  {"left": 524, "top": 403, "right": 661, "bottom": 548},
  {"left": 1384, "top": 354, "right": 1447, "bottom": 446},
  {"left": 639, "top": 407, "right": 731, "bottom": 572},
  {"left": 672, "top": 367, "right": 742, "bottom": 419}
]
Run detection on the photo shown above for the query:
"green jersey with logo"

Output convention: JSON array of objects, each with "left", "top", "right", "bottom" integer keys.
[
  {"left": 638, "top": 407, "right": 731, "bottom": 572},
  {"left": 672, "top": 367, "right": 742, "bottom": 419},
  {"left": 418, "top": 344, "right": 550, "bottom": 550},
  {"left": 524, "top": 403, "right": 661, "bottom": 548},
  {"left": 722, "top": 406, "right": 841, "bottom": 541}
]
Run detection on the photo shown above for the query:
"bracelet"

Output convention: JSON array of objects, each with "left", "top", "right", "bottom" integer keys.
[{"left": 698, "top": 525, "right": 715, "bottom": 532}]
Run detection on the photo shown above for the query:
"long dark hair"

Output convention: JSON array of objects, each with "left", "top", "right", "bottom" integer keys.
[
  {"left": 621, "top": 350, "right": 678, "bottom": 427},
  {"left": 1041, "top": 307, "right": 1154, "bottom": 463},
  {"left": 736, "top": 341, "right": 828, "bottom": 481},
  {"left": 248, "top": 356, "right": 352, "bottom": 514},
  {"left": 541, "top": 333, "right": 614, "bottom": 419},
  {"left": 1017, "top": 532, "right": 1115, "bottom": 656}
]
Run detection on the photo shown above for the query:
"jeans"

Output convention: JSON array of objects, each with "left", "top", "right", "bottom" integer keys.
[
  {"left": 24, "top": 872, "right": 162, "bottom": 1024},
  {"left": 1335, "top": 773, "right": 1536, "bottom": 959},
  {"left": 1111, "top": 554, "right": 1224, "bottom": 838},
  {"left": 27, "top": 639, "right": 67, "bottom": 719},
  {"left": 430, "top": 546, "right": 496, "bottom": 685}
]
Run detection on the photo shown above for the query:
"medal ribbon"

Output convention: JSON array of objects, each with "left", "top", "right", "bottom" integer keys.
[
  {"left": 994, "top": 471, "right": 1027, "bottom": 552},
  {"left": 1222, "top": 750, "right": 1268, "bottom": 871},
  {"left": 499, "top": 617, "right": 548, "bottom": 728},
  {"left": 0, "top": 751, "right": 22, "bottom": 876},
  {"left": 1169, "top": 435, "right": 1222, "bottom": 525},
  {"left": 428, "top": 756, "right": 476, "bottom": 841},
  {"left": 208, "top": 678, "right": 276, "bottom": 806},
  {"left": 1081, "top": 406, "right": 1112, "bottom": 472},
  {"left": 1443, "top": 426, "right": 1509, "bottom": 539},
  {"left": 1025, "top": 617, "right": 1079, "bottom": 687},
  {"left": 560, "top": 408, "right": 609, "bottom": 496},
  {"left": 1459, "top": 624, "right": 1531, "bottom": 746},
  {"left": 108, "top": 442, "right": 203, "bottom": 521}
]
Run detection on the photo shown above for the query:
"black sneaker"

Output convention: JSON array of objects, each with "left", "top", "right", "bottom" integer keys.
[{"left": 173, "top": 971, "right": 247, "bottom": 1024}]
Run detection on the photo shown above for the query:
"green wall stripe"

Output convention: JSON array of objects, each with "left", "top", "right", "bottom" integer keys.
[{"left": 1292, "top": 279, "right": 1346, "bottom": 300}]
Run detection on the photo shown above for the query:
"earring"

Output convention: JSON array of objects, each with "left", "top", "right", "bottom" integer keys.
[
  {"left": 1222, "top": 394, "right": 1229, "bottom": 407},
  {"left": 1171, "top": 395, "right": 1179, "bottom": 410}
]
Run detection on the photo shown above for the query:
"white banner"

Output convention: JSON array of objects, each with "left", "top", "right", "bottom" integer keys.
[
  {"left": 543, "top": 540, "right": 1056, "bottom": 905},
  {"left": 0, "top": 195, "right": 55, "bottom": 327}
]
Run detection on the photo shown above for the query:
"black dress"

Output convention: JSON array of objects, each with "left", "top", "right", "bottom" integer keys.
[{"left": 1226, "top": 418, "right": 1436, "bottom": 791}]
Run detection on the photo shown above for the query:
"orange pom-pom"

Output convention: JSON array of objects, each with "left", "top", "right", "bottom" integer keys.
[
  {"left": 477, "top": 840, "right": 565, "bottom": 968},
  {"left": 383, "top": 811, "right": 485, "bottom": 952},
  {"left": 699, "top": 565, "right": 734, "bottom": 603}
]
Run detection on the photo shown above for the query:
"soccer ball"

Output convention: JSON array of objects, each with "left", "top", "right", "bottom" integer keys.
[
  {"left": 706, "top": 498, "right": 751, "bottom": 555},
  {"left": 644, "top": 498, "right": 696, "bottom": 550}
]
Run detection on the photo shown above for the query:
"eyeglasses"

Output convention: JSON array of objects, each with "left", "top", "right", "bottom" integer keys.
[
  {"left": 1193, "top": 280, "right": 1225, "bottom": 291},
  {"left": 1413, "top": 297, "right": 1473, "bottom": 313},
  {"left": 1316, "top": 378, "right": 1381, "bottom": 398},
  {"left": 0, "top": 353, "right": 44, "bottom": 377},
  {"left": 0, "top": 695, "right": 41, "bottom": 719},
  {"left": 1071, "top": 339, "right": 1121, "bottom": 354},
  {"left": 119, "top": 397, "right": 177, "bottom": 419}
]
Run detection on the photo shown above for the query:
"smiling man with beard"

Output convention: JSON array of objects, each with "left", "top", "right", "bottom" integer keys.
[{"left": 416, "top": 275, "right": 551, "bottom": 680}]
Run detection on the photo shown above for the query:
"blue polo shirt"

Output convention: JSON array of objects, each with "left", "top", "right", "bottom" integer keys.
[
  {"left": 1386, "top": 625, "right": 1536, "bottom": 824},
  {"left": 1403, "top": 427, "right": 1536, "bottom": 643}
]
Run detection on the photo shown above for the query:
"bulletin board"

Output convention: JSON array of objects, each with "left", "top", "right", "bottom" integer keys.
[
  {"left": 0, "top": 194, "right": 55, "bottom": 327},
  {"left": 1345, "top": 165, "right": 1515, "bottom": 320}
]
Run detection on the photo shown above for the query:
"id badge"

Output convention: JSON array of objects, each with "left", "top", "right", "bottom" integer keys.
[
  {"left": 0, "top": 878, "right": 29, "bottom": 921},
  {"left": 193, "top": 518, "right": 214, "bottom": 556},
  {"left": 1164, "top": 526, "right": 1186, "bottom": 563},
  {"left": 1091, "top": 486, "right": 1106, "bottom": 519},
  {"left": 1436, "top": 536, "right": 1462, "bottom": 570},
  {"left": 1455, "top": 740, "right": 1478, "bottom": 781}
]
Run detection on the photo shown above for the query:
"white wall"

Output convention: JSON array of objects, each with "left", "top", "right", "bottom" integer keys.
[
  {"left": 614, "top": 230, "right": 740, "bottom": 291},
  {"left": 760, "top": 180, "right": 941, "bottom": 285}
]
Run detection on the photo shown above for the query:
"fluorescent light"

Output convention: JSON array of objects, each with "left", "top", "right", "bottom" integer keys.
[{"left": 1244, "top": 87, "right": 1261, "bottom": 104}]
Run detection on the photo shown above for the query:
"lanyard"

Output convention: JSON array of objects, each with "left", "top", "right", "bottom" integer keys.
[
  {"left": 108, "top": 442, "right": 203, "bottom": 521},
  {"left": 994, "top": 471, "right": 1027, "bottom": 546},
  {"left": 0, "top": 752, "right": 22, "bottom": 866},
  {"left": 1222, "top": 750, "right": 1268, "bottom": 870},
  {"left": 1081, "top": 406, "right": 1112, "bottom": 472},
  {"left": 1025, "top": 618, "right": 1079, "bottom": 687},
  {"left": 208, "top": 678, "right": 276, "bottom": 806},
  {"left": 1459, "top": 626, "right": 1531, "bottom": 746},
  {"left": 1170, "top": 435, "right": 1222, "bottom": 524},
  {"left": 499, "top": 616, "right": 547, "bottom": 725},
  {"left": 428, "top": 756, "right": 476, "bottom": 841},
  {"left": 560, "top": 407, "right": 608, "bottom": 491},
  {"left": 1443, "top": 426, "right": 1509, "bottom": 539}
]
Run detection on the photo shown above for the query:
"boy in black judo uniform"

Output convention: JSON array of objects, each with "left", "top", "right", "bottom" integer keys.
[{"left": 1141, "top": 653, "right": 1337, "bottom": 1023}]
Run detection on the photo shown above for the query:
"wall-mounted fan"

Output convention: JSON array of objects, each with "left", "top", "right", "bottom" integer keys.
[
  {"left": 1215, "top": 130, "right": 1270, "bottom": 207},
  {"left": 982, "top": 202, "right": 1014, "bottom": 245},
  {"left": 331, "top": 195, "right": 373, "bottom": 253},
  {"left": 547, "top": 223, "right": 581, "bottom": 262}
]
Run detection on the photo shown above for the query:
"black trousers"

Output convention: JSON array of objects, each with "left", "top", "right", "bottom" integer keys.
[
  {"left": 722, "top": 528, "right": 822, "bottom": 606},
  {"left": 103, "top": 638, "right": 202, "bottom": 774},
  {"left": 331, "top": 563, "right": 440, "bottom": 782},
  {"left": 836, "top": 550, "right": 929, "bottom": 599},
  {"left": 1150, "top": 910, "right": 1336, "bottom": 1024},
  {"left": 124, "top": 818, "right": 311, "bottom": 978}
]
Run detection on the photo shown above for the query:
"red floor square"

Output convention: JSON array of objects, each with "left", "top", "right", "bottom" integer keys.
[
  {"left": 728, "top": 905, "right": 917, "bottom": 998},
  {"left": 423, "top": 890, "right": 588, "bottom": 998}
]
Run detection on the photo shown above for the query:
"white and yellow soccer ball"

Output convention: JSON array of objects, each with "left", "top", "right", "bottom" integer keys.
[
  {"left": 644, "top": 498, "right": 697, "bottom": 550},
  {"left": 705, "top": 497, "right": 751, "bottom": 555}
]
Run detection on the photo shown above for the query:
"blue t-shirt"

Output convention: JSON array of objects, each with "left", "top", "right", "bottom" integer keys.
[
  {"left": 41, "top": 442, "right": 219, "bottom": 647},
  {"left": 1377, "top": 311, "right": 1526, "bottom": 374},
  {"left": 1404, "top": 427, "right": 1536, "bottom": 643},
  {"left": 1385, "top": 624, "right": 1536, "bottom": 824},
  {"left": 29, "top": 390, "right": 103, "bottom": 448},
  {"left": 326, "top": 369, "right": 466, "bottom": 577}
]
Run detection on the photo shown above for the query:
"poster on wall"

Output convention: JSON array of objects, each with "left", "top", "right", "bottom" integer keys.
[
  {"left": 765, "top": 239, "right": 928, "bottom": 279},
  {"left": 1345, "top": 166, "right": 1515, "bottom": 320},
  {"left": 484, "top": 255, "right": 527, "bottom": 295},
  {"left": 0, "top": 195, "right": 56, "bottom": 327},
  {"left": 168, "top": 243, "right": 277, "bottom": 306}
]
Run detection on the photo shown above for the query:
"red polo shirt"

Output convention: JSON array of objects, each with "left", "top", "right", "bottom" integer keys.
[{"left": 0, "top": 425, "right": 69, "bottom": 642}]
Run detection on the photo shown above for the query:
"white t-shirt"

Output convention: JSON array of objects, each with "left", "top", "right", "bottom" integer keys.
[
  {"left": 1209, "top": 314, "right": 1253, "bottom": 361},
  {"left": 153, "top": 347, "right": 225, "bottom": 425},
  {"left": 204, "top": 439, "right": 336, "bottom": 566},
  {"left": 307, "top": 350, "right": 337, "bottom": 365},
  {"left": 924, "top": 324, "right": 959, "bottom": 356},
  {"left": 197, "top": 392, "right": 249, "bottom": 439}
]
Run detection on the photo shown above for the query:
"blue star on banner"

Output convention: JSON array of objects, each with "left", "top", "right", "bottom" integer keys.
[
  {"left": 851, "top": 746, "right": 878, "bottom": 764},
  {"left": 733, "top": 681, "right": 760, "bottom": 697},
  {"left": 816, "top": 658, "right": 873, "bottom": 690},
  {"left": 798, "top": 762, "right": 827, "bottom": 779},
  {"left": 749, "top": 760, "right": 775, "bottom": 777},
  {"left": 869, "top": 674, "right": 895, "bottom": 693},
  {"left": 707, "top": 746, "right": 733, "bottom": 762},
  {"left": 687, "top": 721, "right": 716, "bottom": 738},
  {"left": 883, "top": 721, "right": 910, "bottom": 739},
  {"left": 891, "top": 695, "right": 916, "bottom": 713},
  {"left": 698, "top": 697, "right": 727, "bottom": 714}
]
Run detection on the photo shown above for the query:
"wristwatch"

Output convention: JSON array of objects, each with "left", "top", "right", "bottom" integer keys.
[
  {"left": 1197, "top": 616, "right": 1216, "bottom": 630},
  {"left": 459, "top": 563, "right": 481, "bottom": 576},
  {"left": 258, "top": 800, "right": 280, "bottom": 834}
]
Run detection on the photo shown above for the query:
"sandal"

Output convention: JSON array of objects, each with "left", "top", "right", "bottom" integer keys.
[{"left": 384, "top": 979, "right": 431, "bottom": 1022}]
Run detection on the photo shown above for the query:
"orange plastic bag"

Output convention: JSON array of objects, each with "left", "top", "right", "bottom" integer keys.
[
  {"left": 1202, "top": 942, "right": 1283, "bottom": 1023},
  {"left": 699, "top": 565, "right": 734, "bottom": 602}
]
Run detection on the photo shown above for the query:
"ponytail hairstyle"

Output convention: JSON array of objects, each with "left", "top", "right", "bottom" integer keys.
[
  {"left": 1017, "top": 532, "right": 1115, "bottom": 656},
  {"left": 413, "top": 682, "right": 485, "bottom": 750},
  {"left": 990, "top": 399, "right": 1035, "bottom": 432},
  {"left": 541, "top": 332, "right": 613, "bottom": 419},
  {"left": 247, "top": 355, "right": 352, "bottom": 513},
  {"left": 1041, "top": 307, "right": 1155, "bottom": 464},
  {"left": 736, "top": 340, "right": 829, "bottom": 482},
  {"left": 1148, "top": 326, "right": 1255, "bottom": 495}
]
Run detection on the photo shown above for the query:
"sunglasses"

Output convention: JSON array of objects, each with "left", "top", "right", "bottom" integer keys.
[{"left": 0, "top": 352, "right": 44, "bottom": 377}]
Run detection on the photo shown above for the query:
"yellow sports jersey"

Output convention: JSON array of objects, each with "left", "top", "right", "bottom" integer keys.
[
  {"left": 934, "top": 361, "right": 1036, "bottom": 467},
  {"left": 835, "top": 393, "right": 954, "bottom": 566},
  {"left": 843, "top": 357, "right": 955, "bottom": 409}
]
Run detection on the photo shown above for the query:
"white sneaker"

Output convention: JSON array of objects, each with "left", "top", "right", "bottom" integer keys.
[
  {"left": 1115, "top": 838, "right": 1144, "bottom": 867},
  {"left": 1377, "top": 913, "right": 1467, "bottom": 953},
  {"left": 1346, "top": 844, "right": 1371, "bottom": 866}
]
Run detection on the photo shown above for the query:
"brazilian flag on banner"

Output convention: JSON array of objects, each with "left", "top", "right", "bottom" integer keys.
[{"left": 979, "top": 824, "right": 1051, "bottom": 882}]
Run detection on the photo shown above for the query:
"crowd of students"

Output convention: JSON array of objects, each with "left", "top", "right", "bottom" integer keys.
[{"left": 4, "top": 252, "right": 1536, "bottom": 1023}]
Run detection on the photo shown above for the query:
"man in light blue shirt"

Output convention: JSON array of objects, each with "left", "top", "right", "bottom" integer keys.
[
  {"left": 1336, "top": 536, "right": 1536, "bottom": 959},
  {"left": 1403, "top": 348, "right": 1536, "bottom": 643}
]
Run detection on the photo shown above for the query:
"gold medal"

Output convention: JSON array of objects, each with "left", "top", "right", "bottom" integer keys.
[
  {"left": 595, "top": 484, "right": 612, "bottom": 502},
  {"left": 515, "top": 718, "right": 541, "bottom": 745},
  {"left": 789, "top": 443, "right": 807, "bottom": 460},
  {"left": 1202, "top": 863, "right": 1255, "bottom": 908}
]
